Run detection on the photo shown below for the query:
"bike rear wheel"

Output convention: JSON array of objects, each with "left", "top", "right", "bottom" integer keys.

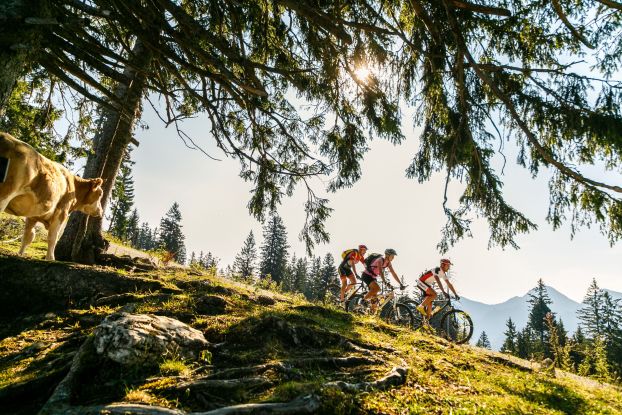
[
  {"left": 440, "top": 309, "right": 473, "bottom": 344},
  {"left": 381, "top": 303, "right": 414, "bottom": 327},
  {"left": 345, "top": 294, "right": 367, "bottom": 314}
]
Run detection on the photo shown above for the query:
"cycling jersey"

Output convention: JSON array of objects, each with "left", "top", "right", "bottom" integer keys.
[
  {"left": 339, "top": 250, "right": 364, "bottom": 278},
  {"left": 363, "top": 256, "right": 388, "bottom": 278},
  {"left": 419, "top": 267, "right": 449, "bottom": 285}
]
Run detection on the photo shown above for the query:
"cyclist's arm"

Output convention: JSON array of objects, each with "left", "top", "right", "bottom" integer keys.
[
  {"left": 434, "top": 275, "right": 448, "bottom": 297},
  {"left": 387, "top": 262, "right": 401, "bottom": 286},
  {"left": 446, "top": 280, "right": 458, "bottom": 298}
]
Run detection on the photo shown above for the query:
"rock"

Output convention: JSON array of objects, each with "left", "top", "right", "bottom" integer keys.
[
  {"left": 93, "top": 313, "right": 209, "bottom": 365},
  {"left": 255, "top": 295, "right": 276, "bottom": 306},
  {"left": 193, "top": 295, "right": 227, "bottom": 315}
]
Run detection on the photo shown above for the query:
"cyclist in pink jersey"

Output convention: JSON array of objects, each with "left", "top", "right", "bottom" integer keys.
[
  {"left": 416, "top": 258, "right": 460, "bottom": 319},
  {"left": 361, "top": 248, "right": 405, "bottom": 313}
]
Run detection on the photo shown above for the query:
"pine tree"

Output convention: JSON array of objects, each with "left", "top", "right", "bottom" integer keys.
[
  {"left": 305, "top": 256, "right": 323, "bottom": 300},
  {"left": 126, "top": 209, "right": 140, "bottom": 247},
  {"left": 579, "top": 336, "right": 611, "bottom": 382},
  {"left": 189, "top": 251, "right": 197, "bottom": 266},
  {"left": 545, "top": 313, "right": 572, "bottom": 370},
  {"left": 201, "top": 252, "right": 219, "bottom": 270},
  {"left": 578, "top": 279, "right": 605, "bottom": 338},
  {"left": 501, "top": 318, "right": 518, "bottom": 355},
  {"left": 476, "top": 331, "right": 491, "bottom": 349},
  {"left": 281, "top": 255, "right": 297, "bottom": 292},
  {"left": 516, "top": 326, "right": 534, "bottom": 359},
  {"left": 107, "top": 150, "right": 135, "bottom": 241},
  {"left": 527, "top": 279, "right": 553, "bottom": 357},
  {"left": 317, "top": 254, "right": 338, "bottom": 301},
  {"left": 233, "top": 231, "right": 257, "bottom": 279},
  {"left": 601, "top": 291, "right": 622, "bottom": 376},
  {"left": 259, "top": 214, "right": 289, "bottom": 284},
  {"left": 292, "top": 258, "right": 309, "bottom": 295},
  {"left": 570, "top": 327, "right": 588, "bottom": 371},
  {"left": 158, "top": 202, "right": 186, "bottom": 263}
]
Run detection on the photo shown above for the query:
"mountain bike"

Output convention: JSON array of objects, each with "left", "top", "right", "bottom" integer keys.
[
  {"left": 346, "top": 282, "right": 414, "bottom": 328},
  {"left": 411, "top": 295, "right": 473, "bottom": 344},
  {"left": 324, "top": 276, "right": 368, "bottom": 307}
]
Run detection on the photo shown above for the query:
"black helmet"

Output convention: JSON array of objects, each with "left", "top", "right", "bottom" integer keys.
[{"left": 385, "top": 248, "right": 397, "bottom": 256}]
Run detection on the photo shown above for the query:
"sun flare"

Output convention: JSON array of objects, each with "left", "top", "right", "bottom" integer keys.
[{"left": 353, "top": 66, "right": 371, "bottom": 83}]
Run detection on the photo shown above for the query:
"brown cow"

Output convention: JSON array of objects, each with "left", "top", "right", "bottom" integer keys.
[{"left": 0, "top": 132, "right": 104, "bottom": 260}]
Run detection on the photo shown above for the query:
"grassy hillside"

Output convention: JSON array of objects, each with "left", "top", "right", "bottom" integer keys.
[{"left": 0, "top": 247, "right": 621, "bottom": 414}]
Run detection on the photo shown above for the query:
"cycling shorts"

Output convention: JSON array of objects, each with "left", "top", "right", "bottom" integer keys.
[
  {"left": 417, "top": 279, "right": 436, "bottom": 295},
  {"left": 338, "top": 262, "right": 354, "bottom": 278},
  {"left": 361, "top": 272, "right": 376, "bottom": 287}
]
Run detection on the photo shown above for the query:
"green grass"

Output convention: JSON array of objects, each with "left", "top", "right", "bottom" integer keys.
[{"left": 0, "top": 250, "right": 621, "bottom": 414}]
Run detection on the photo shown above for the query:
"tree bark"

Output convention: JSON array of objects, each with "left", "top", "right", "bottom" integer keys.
[
  {"left": 0, "top": 0, "right": 50, "bottom": 115},
  {"left": 55, "top": 40, "right": 153, "bottom": 263}
]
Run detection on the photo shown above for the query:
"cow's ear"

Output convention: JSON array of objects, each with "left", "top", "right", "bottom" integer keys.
[{"left": 91, "top": 178, "right": 103, "bottom": 190}]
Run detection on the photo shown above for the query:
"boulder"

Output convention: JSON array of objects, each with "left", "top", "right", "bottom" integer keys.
[{"left": 93, "top": 312, "right": 209, "bottom": 365}]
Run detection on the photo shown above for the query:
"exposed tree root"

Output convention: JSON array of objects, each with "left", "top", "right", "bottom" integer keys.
[
  {"left": 325, "top": 366, "right": 408, "bottom": 392},
  {"left": 194, "top": 394, "right": 321, "bottom": 415},
  {"left": 285, "top": 355, "right": 381, "bottom": 368},
  {"left": 165, "top": 376, "right": 273, "bottom": 394},
  {"left": 203, "top": 362, "right": 300, "bottom": 380}
]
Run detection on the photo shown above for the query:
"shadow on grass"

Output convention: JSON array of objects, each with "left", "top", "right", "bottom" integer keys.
[{"left": 499, "top": 375, "right": 590, "bottom": 414}]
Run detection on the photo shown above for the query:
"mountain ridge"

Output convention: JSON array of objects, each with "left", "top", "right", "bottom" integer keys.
[{"left": 461, "top": 284, "right": 622, "bottom": 350}]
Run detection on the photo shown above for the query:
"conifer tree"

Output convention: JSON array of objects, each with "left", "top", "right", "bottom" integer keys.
[
  {"left": 233, "top": 231, "right": 257, "bottom": 279},
  {"left": 578, "top": 279, "right": 605, "bottom": 338},
  {"left": 107, "top": 150, "right": 135, "bottom": 241},
  {"left": 292, "top": 258, "right": 309, "bottom": 295},
  {"left": 281, "top": 255, "right": 297, "bottom": 292},
  {"left": 318, "top": 254, "right": 338, "bottom": 301},
  {"left": 527, "top": 279, "right": 553, "bottom": 356},
  {"left": 545, "top": 313, "right": 572, "bottom": 370},
  {"left": 158, "top": 202, "right": 186, "bottom": 263},
  {"left": 476, "top": 331, "right": 491, "bottom": 349},
  {"left": 259, "top": 214, "right": 289, "bottom": 284},
  {"left": 501, "top": 318, "right": 518, "bottom": 355},
  {"left": 600, "top": 291, "right": 622, "bottom": 376},
  {"left": 516, "top": 326, "right": 534, "bottom": 359},
  {"left": 126, "top": 209, "right": 140, "bottom": 247},
  {"left": 305, "top": 256, "right": 323, "bottom": 300},
  {"left": 570, "top": 327, "right": 588, "bottom": 371}
]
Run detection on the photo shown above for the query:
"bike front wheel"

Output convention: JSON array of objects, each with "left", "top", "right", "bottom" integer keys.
[
  {"left": 381, "top": 303, "right": 414, "bottom": 328},
  {"left": 439, "top": 309, "right": 473, "bottom": 344}
]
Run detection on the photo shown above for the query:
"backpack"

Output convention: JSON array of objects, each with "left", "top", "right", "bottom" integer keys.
[
  {"left": 341, "top": 249, "right": 357, "bottom": 260},
  {"left": 364, "top": 253, "right": 383, "bottom": 270}
]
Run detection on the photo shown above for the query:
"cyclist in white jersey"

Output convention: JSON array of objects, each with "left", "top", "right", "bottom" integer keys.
[{"left": 416, "top": 258, "right": 460, "bottom": 319}]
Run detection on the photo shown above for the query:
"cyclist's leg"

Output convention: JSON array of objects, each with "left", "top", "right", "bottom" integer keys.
[
  {"left": 345, "top": 274, "right": 357, "bottom": 295},
  {"left": 363, "top": 278, "right": 380, "bottom": 313},
  {"left": 423, "top": 288, "right": 437, "bottom": 318},
  {"left": 338, "top": 262, "right": 350, "bottom": 301}
]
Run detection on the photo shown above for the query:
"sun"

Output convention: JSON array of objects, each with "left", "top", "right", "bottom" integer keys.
[{"left": 353, "top": 66, "right": 371, "bottom": 83}]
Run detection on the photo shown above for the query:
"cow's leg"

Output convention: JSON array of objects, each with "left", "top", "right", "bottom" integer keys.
[
  {"left": 0, "top": 195, "right": 12, "bottom": 213},
  {"left": 18, "top": 218, "right": 37, "bottom": 256},
  {"left": 46, "top": 212, "right": 68, "bottom": 261}
]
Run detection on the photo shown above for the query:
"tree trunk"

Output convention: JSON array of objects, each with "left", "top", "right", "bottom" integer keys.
[
  {"left": 55, "top": 40, "right": 153, "bottom": 263},
  {"left": 0, "top": 0, "right": 50, "bottom": 115}
]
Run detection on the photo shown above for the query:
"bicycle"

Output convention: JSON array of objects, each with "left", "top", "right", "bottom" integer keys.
[
  {"left": 346, "top": 282, "right": 414, "bottom": 328},
  {"left": 324, "top": 276, "right": 368, "bottom": 307},
  {"left": 410, "top": 294, "right": 473, "bottom": 344}
]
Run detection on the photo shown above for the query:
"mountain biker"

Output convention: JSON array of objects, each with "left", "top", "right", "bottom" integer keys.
[
  {"left": 338, "top": 245, "right": 367, "bottom": 303},
  {"left": 416, "top": 258, "right": 460, "bottom": 320},
  {"left": 361, "top": 248, "right": 405, "bottom": 312}
]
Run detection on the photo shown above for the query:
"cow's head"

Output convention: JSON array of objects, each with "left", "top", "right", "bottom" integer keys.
[{"left": 77, "top": 178, "right": 104, "bottom": 217}]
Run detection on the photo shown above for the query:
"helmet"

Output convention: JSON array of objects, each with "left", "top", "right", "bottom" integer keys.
[
  {"left": 385, "top": 248, "right": 397, "bottom": 256},
  {"left": 358, "top": 244, "right": 368, "bottom": 250},
  {"left": 440, "top": 258, "right": 452, "bottom": 265}
]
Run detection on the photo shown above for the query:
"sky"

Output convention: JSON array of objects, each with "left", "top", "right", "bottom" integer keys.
[{"left": 126, "top": 98, "right": 622, "bottom": 305}]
